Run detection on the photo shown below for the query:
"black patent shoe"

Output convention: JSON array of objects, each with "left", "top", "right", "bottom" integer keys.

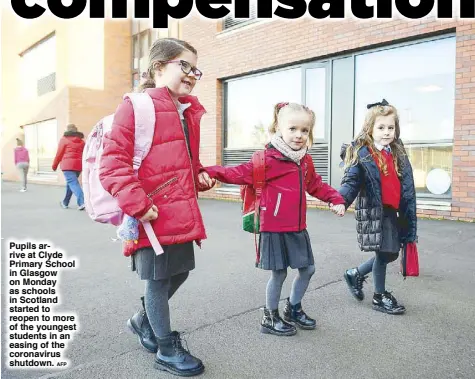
[
  {"left": 344, "top": 268, "right": 367, "bottom": 301},
  {"left": 155, "top": 331, "right": 204, "bottom": 377},
  {"left": 260, "top": 307, "right": 297, "bottom": 336},
  {"left": 283, "top": 298, "right": 316, "bottom": 330},
  {"left": 372, "top": 291, "right": 406, "bottom": 315},
  {"left": 126, "top": 296, "right": 158, "bottom": 353}
]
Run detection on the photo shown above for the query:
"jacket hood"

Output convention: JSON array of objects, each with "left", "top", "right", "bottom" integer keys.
[{"left": 64, "top": 131, "right": 84, "bottom": 138}]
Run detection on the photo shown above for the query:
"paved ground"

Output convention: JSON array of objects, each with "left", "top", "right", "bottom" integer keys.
[{"left": 1, "top": 181, "right": 475, "bottom": 379}]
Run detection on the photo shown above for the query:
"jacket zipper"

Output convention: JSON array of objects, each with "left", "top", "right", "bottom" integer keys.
[
  {"left": 274, "top": 193, "right": 282, "bottom": 216},
  {"left": 298, "top": 165, "right": 303, "bottom": 230},
  {"left": 147, "top": 177, "right": 178, "bottom": 198},
  {"left": 168, "top": 88, "right": 198, "bottom": 197}
]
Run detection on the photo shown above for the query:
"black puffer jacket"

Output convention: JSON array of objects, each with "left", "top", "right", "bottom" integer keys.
[{"left": 339, "top": 141, "right": 417, "bottom": 252}]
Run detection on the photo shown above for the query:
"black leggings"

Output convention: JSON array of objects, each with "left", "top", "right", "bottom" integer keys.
[
  {"left": 358, "top": 252, "right": 399, "bottom": 294},
  {"left": 144, "top": 272, "right": 189, "bottom": 338}
]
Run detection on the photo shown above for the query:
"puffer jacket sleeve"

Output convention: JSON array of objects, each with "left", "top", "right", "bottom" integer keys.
[
  {"left": 99, "top": 99, "right": 153, "bottom": 219},
  {"left": 400, "top": 155, "right": 417, "bottom": 242},
  {"left": 204, "top": 161, "right": 254, "bottom": 186},
  {"left": 339, "top": 162, "right": 363, "bottom": 209},
  {"left": 52, "top": 138, "right": 66, "bottom": 171},
  {"left": 305, "top": 156, "right": 345, "bottom": 205}
]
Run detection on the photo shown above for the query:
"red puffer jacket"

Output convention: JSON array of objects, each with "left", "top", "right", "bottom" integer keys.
[
  {"left": 52, "top": 132, "right": 85, "bottom": 172},
  {"left": 205, "top": 148, "right": 345, "bottom": 232},
  {"left": 99, "top": 87, "right": 208, "bottom": 255}
]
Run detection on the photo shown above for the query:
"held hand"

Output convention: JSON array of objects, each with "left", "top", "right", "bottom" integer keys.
[
  {"left": 330, "top": 203, "right": 345, "bottom": 217},
  {"left": 139, "top": 205, "right": 158, "bottom": 222},
  {"left": 198, "top": 171, "right": 216, "bottom": 189}
]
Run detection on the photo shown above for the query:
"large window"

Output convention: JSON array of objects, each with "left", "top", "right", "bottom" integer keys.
[
  {"left": 132, "top": 30, "right": 152, "bottom": 90},
  {"left": 23, "top": 119, "right": 58, "bottom": 175},
  {"left": 20, "top": 34, "right": 56, "bottom": 99},
  {"left": 224, "top": 63, "right": 330, "bottom": 182},
  {"left": 354, "top": 36, "right": 456, "bottom": 197},
  {"left": 226, "top": 68, "right": 301, "bottom": 149}
]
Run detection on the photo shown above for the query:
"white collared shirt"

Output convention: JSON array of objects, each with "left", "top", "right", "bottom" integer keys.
[
  {"left": 176, "top": 102, "right": 191, "bottom": 120},
  {"left": 374, "top": 142, "right": 391, "bottom": 152}
]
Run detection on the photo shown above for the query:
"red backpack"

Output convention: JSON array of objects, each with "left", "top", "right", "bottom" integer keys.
[{"left": 240, "top": 151, "right": 266, "bottom": 234}]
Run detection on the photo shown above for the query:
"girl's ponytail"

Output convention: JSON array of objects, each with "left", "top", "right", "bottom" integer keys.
[
  {"left": 268, "top": 103, "right": 281, "bottom": 135},
  {"left": 137, "top": 69, "right": 156, "bottom": 93}
]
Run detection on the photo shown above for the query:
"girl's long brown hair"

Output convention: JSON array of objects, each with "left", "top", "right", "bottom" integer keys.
[{"left": 344, "top": 104, "right": 406, "bottom": 176}]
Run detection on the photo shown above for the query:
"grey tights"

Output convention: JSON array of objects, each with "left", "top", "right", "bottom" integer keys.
[
  {"left": 144, "top": 271, "right": 189, "bottom": 338},
  {"left": 357, "top": 252, "right": 399, "bottom": 294},
  {"left": 266, "top": 265, "right": 316, "bottom": 310}
]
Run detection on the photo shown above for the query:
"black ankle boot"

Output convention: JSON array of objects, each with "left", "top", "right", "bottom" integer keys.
[
  {"left": 344, "top": 268, "right": 367, "bottom": 301},
  {"left": 372, "top": 291, "right": 406, "bottom": 315},
  {"left": 283, "top": 298, "right": 316, "bottom": 330},
  {"left": 127, "top": 296, "right": 158, "bottom": 353},
  {"left": 260, "top": 307, "right": 297, "bottom": 336},
  {"left": 155, "top": 331, "right": 204, "bottom": 377}
]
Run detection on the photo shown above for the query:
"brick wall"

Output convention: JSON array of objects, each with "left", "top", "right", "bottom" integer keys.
[{"left": 181, "top": 16, "right": 475, "bottom": 222}]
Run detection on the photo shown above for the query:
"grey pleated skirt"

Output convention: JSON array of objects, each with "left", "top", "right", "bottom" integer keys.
[
  {"left": 380, "top": 206, "right": 401, "bottom": 254},
  {"left": 257, "top": 229, "right": 314, "bottom": 271},
  {"left": 131, "top": 242, "right": 195, "bottom": 280}
]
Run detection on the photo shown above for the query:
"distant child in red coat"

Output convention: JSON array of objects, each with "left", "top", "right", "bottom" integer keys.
[
  {"left": 52, "top": 123, "right": 86, "bottom": 210},
  {"left": 205, "top": 102, "right": 346, "bottom": 336}
]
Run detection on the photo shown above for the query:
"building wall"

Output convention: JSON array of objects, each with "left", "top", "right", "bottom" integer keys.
[
  {"left": 1, "top": 12, "right": 131, "bottom": 185},
  {"left": 180, "top": 16, "right": 475, "bottom": 222}
]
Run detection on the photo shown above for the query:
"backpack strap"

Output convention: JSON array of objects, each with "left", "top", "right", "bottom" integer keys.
[
  {"left": 123, "top": 92, "right": 156, "bottom": 172},
  {"left": 122, "top": 92, "right": 163, "bottom": 255},
  {"left": 251, "top": 150, "right": 266, "bottom": 264}
]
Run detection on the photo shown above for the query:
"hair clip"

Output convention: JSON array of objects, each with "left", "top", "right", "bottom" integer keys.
[
  {"left": 367, "top": 98, "right": 389, "bottom": 109},
  {"left": 141, "top": 72, "right": 148, "bottom": 79},
  {"left": 277, "top": 102, "right": 289, "bottom": 109}
]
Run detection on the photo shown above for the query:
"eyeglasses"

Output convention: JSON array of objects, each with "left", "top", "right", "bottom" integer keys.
[{"left": 165, "top": 60, "right": 203, "bottom": 80}]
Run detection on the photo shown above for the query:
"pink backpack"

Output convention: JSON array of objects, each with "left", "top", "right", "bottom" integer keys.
[{"left": 82, "top": 92, "right": 163, "bottom": 254}]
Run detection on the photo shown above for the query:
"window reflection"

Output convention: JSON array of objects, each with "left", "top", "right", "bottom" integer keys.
[
  {"left": 406, "top": 145, "right": 452, "bottom": 196},
  {"left": 226, "top": 68, "right": 302, "bottom": 149},
  {"left": 354, "top": 37, "right": 456, "bottom": 141},
  {"left": 354, "top": 37, "right": 456, "bottom": 197}
]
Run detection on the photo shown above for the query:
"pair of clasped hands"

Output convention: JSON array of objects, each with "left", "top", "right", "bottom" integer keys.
[
  {"left": 329, "top": 203, "right": 346, "bottom": 217},
  {"left": 139, "top": 172, "right": 216, "bottom": 222}
]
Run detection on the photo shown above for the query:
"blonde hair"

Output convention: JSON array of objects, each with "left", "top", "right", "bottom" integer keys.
[
  {"left": 344, "top": 104, "right": 406, "bottom": 176},
  {"left": 16, "top": 138, "right": 24, "bottom": 146},
  {"left": 269, "top": 102, "right": 316, "bottom": 146},
  {"left": 139, "top": 38, "right": 198, "bottom": 92}
]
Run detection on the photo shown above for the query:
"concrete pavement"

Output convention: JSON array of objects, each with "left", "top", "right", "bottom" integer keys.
[{"left": 1, "top": 181, "right": 475, "bottom": 379}]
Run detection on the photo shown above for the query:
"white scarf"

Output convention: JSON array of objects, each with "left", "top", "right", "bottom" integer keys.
[{"left": 270, "top": 134, "right": 308, "bottom": 164}]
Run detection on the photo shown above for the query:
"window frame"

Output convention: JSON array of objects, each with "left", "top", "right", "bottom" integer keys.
[{"left": 220, "top": 32, "right": 457, "bottom": 200}]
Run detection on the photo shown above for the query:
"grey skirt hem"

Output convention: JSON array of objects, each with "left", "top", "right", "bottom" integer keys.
[
  {"left": 131, "top": 242, "right": 195, "bottom": 280},
  {"left": 257, "top": 229, "right": 314, "bottom": 271}
]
